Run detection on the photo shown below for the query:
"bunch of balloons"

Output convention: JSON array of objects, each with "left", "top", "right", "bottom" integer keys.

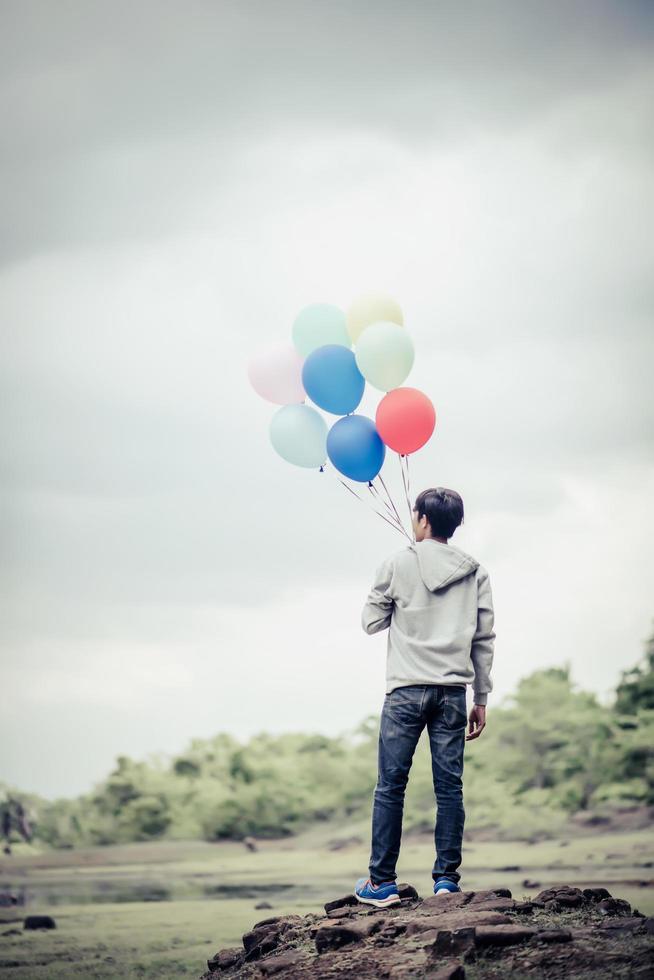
[{"left": 248, "top": 293, "right": 436, "bottom": 536}]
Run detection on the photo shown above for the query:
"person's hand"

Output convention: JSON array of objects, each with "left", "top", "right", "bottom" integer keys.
[{"left": 466, "top": 704, "right": 486, "bottom": 741}]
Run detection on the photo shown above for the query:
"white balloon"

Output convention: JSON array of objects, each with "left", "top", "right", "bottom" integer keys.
[{"left": 247, "top": 343, "right": 305, "bottom": 404}]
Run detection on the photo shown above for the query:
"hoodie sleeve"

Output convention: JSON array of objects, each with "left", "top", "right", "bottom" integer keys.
[
  {"left": 471, "top": 566, "right": 495, "bottom": 705},
  {"left": 361, "top": 557, "right": 395, "bottom": 635}
]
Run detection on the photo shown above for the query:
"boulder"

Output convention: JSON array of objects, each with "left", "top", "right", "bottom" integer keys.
[
  {"left": 419, "top": 891, "right": 471, "bottom": 914},
  {"left": 425, "top": 963, "right": 466, "bottom": 980},
  {"left": 598, "top": 917, "right": 647, "bottom": 933},
  {"left": 583, "top": 887, "right": 612, "bottom": 902},
  {"left": 468, "top": 888, "right": 512, "bottom": 903},
  {"left": 407, "top": 910, "right": 510, "bottom": 936},
  {"left": 258, "top": 949, "right": 306, "bottom": 975},
  {"left": 207, "top": 947, "right": 244, "bottom": 972},
  {"left": 474, "top": 924, "right": 536, "bottom": 947},
  {"left": 24, "top": 916, "right": 56, "bottom": 930},
  {"left": 598, "top": 897, "right": 631, "bottom": 917},
  {"left": 533, "top": 885, "right": 584, "bottom": 908},
  {"left": 314, "top": 917, "right": 384, "bottom": 953},
  {"left": 535, "top": 928, "right": 572, "bottom": 943}
]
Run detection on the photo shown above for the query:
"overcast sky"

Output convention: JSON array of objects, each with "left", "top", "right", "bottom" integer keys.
[{"left": 1, "top": 0, "right": 653, "bottom": 798}]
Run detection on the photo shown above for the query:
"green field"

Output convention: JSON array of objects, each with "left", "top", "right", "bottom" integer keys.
[{"left": 1, "top": 820, "right": 652, "bottom": 979}]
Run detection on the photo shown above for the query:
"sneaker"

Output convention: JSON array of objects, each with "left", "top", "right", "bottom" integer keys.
[
  {"left": 354, "top": 876, "right": 401, "bottom": 908},
  {"left": 433, "top": 878, "right": 461, "bottom": 896}
]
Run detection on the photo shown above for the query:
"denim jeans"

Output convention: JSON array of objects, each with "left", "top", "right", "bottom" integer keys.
[{"left": 369, "top": 683, "right": 467, "bottom": 886}]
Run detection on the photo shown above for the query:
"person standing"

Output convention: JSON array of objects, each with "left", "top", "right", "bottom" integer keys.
[{"left": 354, "top": 487, "right": 495, "bottom": 906}]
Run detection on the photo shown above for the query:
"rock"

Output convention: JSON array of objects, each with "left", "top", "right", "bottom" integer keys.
[
  {"left": 1, "top": 928, "right": 22, "bottom": 937},
  {"left": 467, "top": 897, "right": 516, "bottom": 913},
  {"left": 467, "top": 888, "right": 512, "bottom": 903},
  {"left": 474, "top": 924, "right": 536, "bottom": 947},
  {"left": 419, "top": 891, "right": 471, "bottom": 913},
  {"left": 598, "top": 917, "right": 647, "bottom": 933},
  {"left": 522, "top": 879, "right": 541, "bottom": 889},
  {"left": 425, "top": 963, "right": 466, "bottom": 979},
  {"left": 494, "top": 865, "right": 521, "bottom": 871},
  {"left": 254, "top": 901, "right": 273, "bottom": 910},
  {"left": 583, "top": 886, "right": 612, "bottom": 902},
  {"left": 207, "top": 947, "right": 244, "bottom": 972},
  {"left": 201, "top": 881, "right": 651, "bottom": 978},
  {"left": 535, "top": 928, "right": 572, "bottom": 943},
  {"left": 598, "top": 897, "right": 631, "bottom": 917},
  {"left": 314, "top": 917, "right": 383, "bottom": 953},
  {"left": 326, "top": 907, "right": 354, "bottom": 919},
  {"left": 323, "top": 893, "right": 358, "bottom": 913},
  {"left": 407, "top": 910, "right": 511, "bottom": 936},
  {"left": 24, "top": 915, "right": 56, "bottom": 930},
  {"left": 430, "top": 926, "right": 476, "bottom": 955},
  {"left": 258, "top": 949, "right": 306, "bottom": 975},
  {"left": 242, "top": 915, "right": 302, "bottom": 961},
  {"left": 533, "top": 885, "right": 584, "bottom": 907},
  {"left": 398, "top": 882, "right": 420, "bottom": 900}
]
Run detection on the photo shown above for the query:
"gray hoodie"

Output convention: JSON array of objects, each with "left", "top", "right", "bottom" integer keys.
[{"left": 361, "top": 540, "right": 495, "bottom": 704}]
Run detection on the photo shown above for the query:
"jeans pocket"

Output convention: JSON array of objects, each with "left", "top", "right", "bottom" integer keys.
[{"left": 443, "top": 692, "right": 468, "bottom": 729}]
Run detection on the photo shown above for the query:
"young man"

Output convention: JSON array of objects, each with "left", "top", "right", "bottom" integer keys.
[{"left": 354, "top": 487, "right": 495, "bottom": 907}]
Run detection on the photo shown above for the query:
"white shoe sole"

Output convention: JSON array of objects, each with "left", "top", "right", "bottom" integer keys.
[{"left": 354, "top": 892, "right": 401, "bottom": 908}]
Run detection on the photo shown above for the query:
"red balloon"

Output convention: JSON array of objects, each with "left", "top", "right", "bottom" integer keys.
[{"left": 376, "top": 387, "right": 436, "bottom": 454}]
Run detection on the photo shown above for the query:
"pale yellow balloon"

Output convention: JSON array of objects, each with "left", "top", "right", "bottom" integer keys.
[{"left": 346, "top": 293, "right": 404, "bottom": 344}]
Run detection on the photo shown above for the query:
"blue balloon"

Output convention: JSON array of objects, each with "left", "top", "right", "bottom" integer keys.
[
  {"left": 302, "top": 344, "right": 365, "bottom": 415},
  {"left": 327, "top": 414, "right": 386, "bottom": 483}
]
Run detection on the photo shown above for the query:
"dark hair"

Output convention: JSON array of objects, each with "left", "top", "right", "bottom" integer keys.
[{"left": 414, "top": 487, "right": 464, "bottom": 539}]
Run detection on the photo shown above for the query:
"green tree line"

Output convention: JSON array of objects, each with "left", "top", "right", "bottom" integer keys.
[{"left": 3, "top": 626, "right": 653, "bottom": 849}]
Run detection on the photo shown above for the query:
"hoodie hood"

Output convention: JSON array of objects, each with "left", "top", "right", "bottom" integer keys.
[{"left": 411, "top": 540, "right": 479, "bottom": 592}]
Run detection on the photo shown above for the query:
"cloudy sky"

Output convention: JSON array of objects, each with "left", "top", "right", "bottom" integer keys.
[{"left": 1, "top": 0, "right": 653, "bottom": 798}]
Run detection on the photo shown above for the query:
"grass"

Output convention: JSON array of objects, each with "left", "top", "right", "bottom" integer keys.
[{"left": 0, "top": 822, "right": 652, "bottom": 978}]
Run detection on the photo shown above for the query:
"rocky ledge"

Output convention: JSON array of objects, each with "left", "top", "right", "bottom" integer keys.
[{"left": 201, "top": 884, "right": 654, "bottom": 979}]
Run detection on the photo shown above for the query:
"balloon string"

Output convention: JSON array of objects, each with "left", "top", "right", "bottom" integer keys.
[
  {"left": 377, "top": 473, "right": 405, "bottom": 530},
  {"left": 320, "top": 465, "right": 409, "bottom": 539},
  {"left": 368, "top": 479, "right": 401, "bottom": 524},
  {"left": 399, "top": 454, "right": 415, "bottom": 542},
  {"left": 367, "top": 484, "right": 410, "bottom": 536},
  {"left": 368, "top": 482, "right": 412, "bottom": 541}
]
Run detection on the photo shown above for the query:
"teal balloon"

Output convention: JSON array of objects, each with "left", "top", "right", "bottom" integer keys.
[
  {"left": 292, "top": 303, "right": 350, "bottom": 357},
  {"left": 355, "top": 321, "right": 414, "bottom": 392},
  {"left": 269, "top": 404, "right": 327, "bottom": 468}
]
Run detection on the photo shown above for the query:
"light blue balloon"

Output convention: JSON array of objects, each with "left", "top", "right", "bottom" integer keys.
[
  {"left": 327, "top": 414, "right": 386, "bottom": 483},
  {"left": 269, "top": 404, "right": 327, "bottom": 468},
  {"left": 292, "top": 304, "right": 350, "bottom": 357},
  {"left": 302, "top": 345, "right": 365, "bottom": 415}
]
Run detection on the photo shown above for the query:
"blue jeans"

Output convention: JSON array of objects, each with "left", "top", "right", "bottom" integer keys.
[{"left": 369, "top": 683, "right": 467, "bottom": 886}]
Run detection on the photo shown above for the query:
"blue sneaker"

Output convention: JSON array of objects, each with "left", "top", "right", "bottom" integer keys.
[
  {"left": 354, "top": 876, "right": 401, "bottom": 908},
  {"left": 433, "top": 878, "right": 461, "bottom": 896}
]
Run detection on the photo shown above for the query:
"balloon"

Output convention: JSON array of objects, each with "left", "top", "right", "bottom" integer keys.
[
  {"left": 248, "top": 342, "right": 305, "bottom": 405},
  {"left": 346, "top": 293, "right": 403, "bottom": 344},
  {"left": 269, "top": 404, "right": 327, "bottom": 468},
  {"left": 302, "top": 344, "right": 365, "bottom": 415},
  {"left": 355, "top": 321, "right": 414, "bottom": 391},
  {"left": 292, "top": 303, "right": 350, "bottom": 356},
  {"left": 327, "top": 414, "right": 385, "bottom": 483},
  {"left": 376, "top": 387, "right": 436, "bottom": 454}
]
